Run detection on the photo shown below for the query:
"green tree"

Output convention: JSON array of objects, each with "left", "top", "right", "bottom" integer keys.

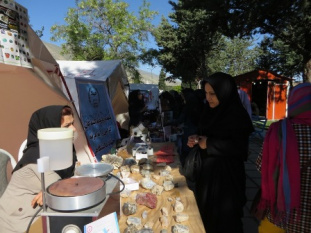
[
  {"left": 256, "top": 37, "right": 303, "bottom": 81},
  {"left": 158, "top": 68, "right": 167, "bottom": 91},
  {"left": 50, "top": 0, "right": 157, "bottom": 72},
  {"left": 181, "top": 0, "right": 311, "bottom": 82},
  {"left": 154, "top": 1, "right": 262, "bottom": 84},
  {"left": 206, "top": 36, "right": 261, "bottom": 76},
  {"left": 131, "top": 69, "right": 143, "bottom": 84},
  {"left": 154, "top": 3, "right": 220, "bottom": 84}
]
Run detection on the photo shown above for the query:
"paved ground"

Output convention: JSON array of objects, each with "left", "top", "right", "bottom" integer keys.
[{"left": 242, "top": 136, "right": 264, "bottom": 233}]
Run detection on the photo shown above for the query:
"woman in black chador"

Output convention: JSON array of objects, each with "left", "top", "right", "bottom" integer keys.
[{"left": 188, "top": 72, "right": 254, "bottom": 233}]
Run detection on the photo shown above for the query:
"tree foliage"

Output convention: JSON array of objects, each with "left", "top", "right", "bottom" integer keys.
[
  {"left": 257, "top": 37, "right": 303, "bottom": 81},
  {"left": 180, "top": 0, "right": 311, "bottom": 82},
  {"left": 158, "top": 68, "right": 167, "bottom": 91},
  {"left": 206, "top": 36, "right": 261, "bottom": 76},
  {"left": 50, "top": 0, "right": 157, "bottom": 72},
  {"left": 131, "top": 69, "right": 143, "bottom": 84},
  {"left": 154, "top": 1, "right": 262, "bottom": 83},
  {"left": 154, "top": 2, "right": 221, "bottom": 84}
]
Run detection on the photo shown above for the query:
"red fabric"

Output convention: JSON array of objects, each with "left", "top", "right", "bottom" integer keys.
[
  {"left": 154, "top": 144, "right": 174, "bottom": 156},
  {"left": 154, "top": 144, "right": 175, "bottom": 163},
  {"left": 155, "top": 155, "right": 174, "bottom": 164},
  {"left": 259, "top": 120, "right": 300, "bottom": 217},
  {"left": 259, "top": 83, "right": 311, "bottom": 221}
]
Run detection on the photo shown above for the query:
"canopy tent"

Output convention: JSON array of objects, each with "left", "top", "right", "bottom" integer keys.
[
  {"left": 57, "top": 60, "right": 130, "bottom": 160},
  {"left": 234, "top": 70, "right": 292, "bottom": 120},
  {"left": 0, "top": 26, "right": 94, "bottom": 165},
  {"left": 57, "top": 60, "right": 130, "bottom": 130}
]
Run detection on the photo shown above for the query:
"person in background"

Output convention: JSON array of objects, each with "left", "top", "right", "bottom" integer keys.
[
  {"left": 169, "top": 90, "right": 184, "bottom": 120},
  {"left": 238, "top": 88, "right": 252, "bottom": 119},
  {"left": 176, "top": 88, "right": 205, "bottom": 166},
  {"left": 159, "top": 91, "right": 175, "bottom": 112},
  {"left": 187, "top": 72, "right": 254, "bottom": 233},
  {"left": 0, "top": 105, "right": 77, "bottom": 233},
  {"left": 256, "top": 83, "right": 311, "bottom": 233},
  {"left": 128, "top": 90, "right": 147, "bottom": 128}
]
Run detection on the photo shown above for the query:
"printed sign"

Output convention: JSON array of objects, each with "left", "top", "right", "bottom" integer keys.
[
  {"left": 0, "top": 0, "right": 32, "bottom": 67},
  {"left": 76, "top": 79, "right": 120, "bottom": 161},
  {"left": 84, "top": 212, "right": 120, "bottom": 233}
]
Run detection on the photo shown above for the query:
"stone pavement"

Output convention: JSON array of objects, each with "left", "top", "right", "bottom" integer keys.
[{"left": 242, "top": 136, "right": 264, "bottom": 233}]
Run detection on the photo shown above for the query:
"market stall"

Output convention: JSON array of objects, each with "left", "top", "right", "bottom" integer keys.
[
  {"left": 28, "top": 142, "right": 205, "bottom": 233},
  {"left": 118, "top": 142, "right": 205, "bottom": 232}
]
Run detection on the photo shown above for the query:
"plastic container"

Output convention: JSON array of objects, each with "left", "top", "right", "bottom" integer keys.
[{"left": 38, "top": 128, "right": 73, "bottom": 170}]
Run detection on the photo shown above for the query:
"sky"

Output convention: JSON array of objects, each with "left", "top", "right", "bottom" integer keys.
[{"left": 16, "top": 0, "right": 175, "bottom": 75}]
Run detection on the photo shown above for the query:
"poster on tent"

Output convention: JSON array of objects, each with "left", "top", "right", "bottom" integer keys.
[
  {"left": 0, "top": 0, "right": 32, "bottom": 68},
  {"left": 76, "top": 79, "right": 120, "bottom": 161}
]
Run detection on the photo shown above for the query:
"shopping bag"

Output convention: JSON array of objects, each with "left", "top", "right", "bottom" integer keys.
[{"left": 182, "top": 145, "right": 201, "bottom": 182}]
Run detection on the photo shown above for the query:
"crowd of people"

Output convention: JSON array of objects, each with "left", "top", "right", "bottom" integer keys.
[
  {"left": 144, "top": 74, "right": 311, "bottom": 233},
  {"left": 130, "top": 74, "right": 254, "bottom": 232},
  {"left": 1, "top": 71, "right": 310, "bottom": 233},
  {"left": 126, "top": 73, "right": 311, "bottom": 233}
]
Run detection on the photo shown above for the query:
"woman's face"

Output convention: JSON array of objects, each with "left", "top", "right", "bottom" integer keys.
[
  {"left": 61, "top": 115, "right": 76, "bottom": 132},
  {"left": 205, "top": 83, "right": 220, "bottom": 108}
]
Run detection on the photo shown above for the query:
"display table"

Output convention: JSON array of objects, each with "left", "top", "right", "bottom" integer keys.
[
  {"left": 29, "top": 142, "right": 205, "bottom": 233},
  {"left": 119, "top": 142, "right": 205, "bottom": 232}
]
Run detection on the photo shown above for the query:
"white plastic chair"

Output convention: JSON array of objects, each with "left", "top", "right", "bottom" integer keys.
[
  {"left": 18, "top": 139, "right": 27, "bottom": 161},
  {"left": 0, "top": 149, "right": 17, "bottom": 197}
]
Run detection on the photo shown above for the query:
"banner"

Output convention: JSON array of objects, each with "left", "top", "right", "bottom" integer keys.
[
  {"left": 0, "top": 0, "right": 32, "bottom": 67},
  {"left": 76, "top": 79, "right": 120, "bottom": 161}
]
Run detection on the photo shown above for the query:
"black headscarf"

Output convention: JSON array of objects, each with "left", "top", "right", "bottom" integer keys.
[
  {"left": 13, "top": 105, "right": 77, "bottom": 179},
  {"left": 200, "top": 72, "right": 254, "bottom": 135}
]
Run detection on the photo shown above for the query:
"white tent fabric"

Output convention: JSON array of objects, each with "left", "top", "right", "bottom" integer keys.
[
  {"left": 0, "top": 27, "right": 93, "bottom": 165},
  {"left": 57, "top": 60, "right": 130, "bottom": 130}
]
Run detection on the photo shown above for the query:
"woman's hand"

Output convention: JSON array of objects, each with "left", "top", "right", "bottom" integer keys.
[
  {"left": 187, "top": 135, "right": 207, "bottom": 149},
  {"left": 31, "top": 191, "right": 43, "bottom": 208},
  {"left": 187, "top": 135, "right": 199, "bottom": 148},
  {"left": 198, "top": 136, "right": 207, "bottom": 149}
]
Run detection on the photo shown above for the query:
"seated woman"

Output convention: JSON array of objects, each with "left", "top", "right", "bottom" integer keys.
[{"left": 0, "top": 105, "right": 77, "bottom": 233}]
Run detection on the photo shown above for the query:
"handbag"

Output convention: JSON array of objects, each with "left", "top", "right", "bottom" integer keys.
[{"left": 182, "top": 145, "right": 202, "bottom": 182}]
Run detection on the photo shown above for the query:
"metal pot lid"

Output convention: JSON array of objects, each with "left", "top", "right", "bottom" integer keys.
[{"left": 75, "top": 163, "right": 113, "bottom": 177}]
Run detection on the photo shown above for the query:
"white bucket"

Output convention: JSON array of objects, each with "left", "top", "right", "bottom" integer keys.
[{"left": 38, "top": 128, "right": 73, "bottom": 170}]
